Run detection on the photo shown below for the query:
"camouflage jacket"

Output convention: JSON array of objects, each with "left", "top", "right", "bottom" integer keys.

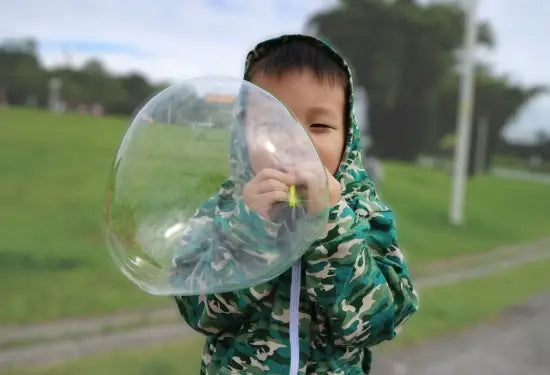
[{"left": 175, "top": 35, "right": 418, "bottom": 374}]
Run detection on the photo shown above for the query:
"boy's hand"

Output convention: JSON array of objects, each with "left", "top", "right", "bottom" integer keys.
[
  {"left": 293, "top": 165, "right": 341, "bottom": 214},
  {"left": 243, "top": 168, "right": 296, "bottom": 219}
]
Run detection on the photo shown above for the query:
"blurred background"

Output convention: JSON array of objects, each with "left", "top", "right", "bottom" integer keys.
[{"left": 1, "top": 0, "right": 549, "bottom": 374}]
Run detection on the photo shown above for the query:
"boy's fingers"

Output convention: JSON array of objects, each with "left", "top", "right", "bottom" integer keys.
[
  {"left": 260, "top": 190, "right": 288, "bottom": 204},
  {"left": 257, "top": 179, "right": 289, "bottom": 194},
  {"left": 256, "top": 168, "right": 296, "bottom": 186},
  {"left": 294, "top": 169, "right": 324, "bottom": 186},
  {"left": 290, "top": 163, "right": 326, "bottom": 181}
]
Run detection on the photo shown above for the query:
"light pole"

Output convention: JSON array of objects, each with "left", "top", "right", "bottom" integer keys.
[
  {"left": 48, "top": 77, "right": 62, "bottom": 113},
  {"left": 449, "top": 0, "right": 479, "bottom": 225}
]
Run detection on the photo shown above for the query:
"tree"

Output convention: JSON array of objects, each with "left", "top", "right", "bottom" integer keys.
[
  {"left": 0, "top": 38, "right": 48, "bottom": 106},
  {"left": 0, "top": 38, "right": 159, "bottom": 115},
  {"left": 307, "top": 0, "right": 493, "bottom": 160},
  {"left": 117, "top": 73, "right": 156, "bottom": 114}
]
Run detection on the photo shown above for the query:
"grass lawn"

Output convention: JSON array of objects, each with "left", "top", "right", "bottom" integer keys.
[
  {"left": 2, "top": 107, "right": 550, "bottom": 326},
  {"left": 1, "top": 108, "right": 168, "bottom": 325},
  {"left": 382, "top": 163, "right": 550, "bottom": 264}
]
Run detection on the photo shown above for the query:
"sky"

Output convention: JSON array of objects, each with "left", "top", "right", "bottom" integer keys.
[{"left": 1, "top": 0, "right": 548, "bottom": 142}]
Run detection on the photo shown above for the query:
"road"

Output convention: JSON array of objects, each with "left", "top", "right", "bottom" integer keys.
[{"left": 372, "top": 291, "right": 550, "bottom": 375}]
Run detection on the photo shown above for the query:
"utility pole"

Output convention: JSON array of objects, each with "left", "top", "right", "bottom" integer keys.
[{"left": 449, "top": 0, "right": 479, "bottom": 225}]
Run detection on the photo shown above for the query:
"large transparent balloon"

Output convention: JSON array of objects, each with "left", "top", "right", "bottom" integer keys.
[{"left": 105, "top": 77, "right": 329, "bottom": 296}]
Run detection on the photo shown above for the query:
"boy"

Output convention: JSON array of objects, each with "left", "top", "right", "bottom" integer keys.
[{"left": 175, "top": 34, "right": 418, "bottom": 375}]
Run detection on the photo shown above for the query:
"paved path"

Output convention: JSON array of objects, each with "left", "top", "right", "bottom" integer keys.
[
  {"left": 371, "top": 291, "right": 550, "bottom": 375},
  {"left": 491, "top": 167, "right": 550, "bottom": 185}
]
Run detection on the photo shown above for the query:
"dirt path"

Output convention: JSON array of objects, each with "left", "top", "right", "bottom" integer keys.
[
  {"left": 491, "top": 167, "right": 550, "bottom": 185},
  {"left": 0, "top": 324, "right": 194, "bottom": 369},
  {"left": 371, "top": 291, "right": 550, "bottom": 375},
  {"left": 1, "top": 236, "right": 549, "bottom": 370},
  {"left": 414, "top": 236, "right": 550, "bottom": 288},
  {"left": 0, "top": 308, "right": 178, "bottom": 349}
]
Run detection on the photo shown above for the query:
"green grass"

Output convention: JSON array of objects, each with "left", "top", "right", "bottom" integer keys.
[
  {"left": 107, "top": 122, "right": 230, "bottom": 276},
  {"left": 1, "top": 108, "right": 169, "bottom": 324},
  {"left": 2, "top": 107, "right": 550, "bottom": 326},
  {"left": 382, "top": 163, "right": 550, "bottom": 264},
  {"left": 7, "top": 259, "right": 550, "bottom": 375}
]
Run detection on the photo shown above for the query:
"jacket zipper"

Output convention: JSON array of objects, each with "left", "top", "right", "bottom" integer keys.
[{"left": 289, "top": 261, "right": 301, "bottom": 375}]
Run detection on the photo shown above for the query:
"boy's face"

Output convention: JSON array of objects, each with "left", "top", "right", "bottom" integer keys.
[{"left": 250, "top": 69, "right": 346, "bottom": 175}]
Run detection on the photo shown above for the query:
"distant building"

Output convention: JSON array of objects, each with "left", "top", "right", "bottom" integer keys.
[
  {"left": 91, "top": 103, "right": 104, "bottom": 117},
  {"left": 204, "top": 93, "right": 236, "bottom": 103},
  {"left": 364, "top": 156, "right": 384, "bottom": 185},
  {"left": 0, "top": 87, "right": 8, "bottom": 107}
]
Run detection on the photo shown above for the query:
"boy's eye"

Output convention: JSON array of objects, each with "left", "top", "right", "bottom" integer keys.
[{"left": 310, "top": 124, "right": 332, "bottom": 130}]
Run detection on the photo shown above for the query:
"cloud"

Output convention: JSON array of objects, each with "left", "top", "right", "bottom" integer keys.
[
  {"left": 503, "top": 95, "right": 550, "bottom": 143},
  {"left": 473, "top": 0, "right": 550, "bottom": 142},
  {"left": 478, "top": 0, "right": 550, "bottom": 85},
  {"left": 0, "top": 0, "right": 335, "bottom": 81},
  {"left": 40, "top": 40, "right": 146, "bottom": 56}
]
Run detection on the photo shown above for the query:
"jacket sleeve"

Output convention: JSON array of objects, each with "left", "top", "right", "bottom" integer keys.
[
  {"left": 303, "top": 186, "right": 418, "bottom": 347},
  {"left": 174, "top": 281, "right": 274, "bottom": 335},
  {"left": 173, "top": 196, "right": 281, "bottom": 335}
]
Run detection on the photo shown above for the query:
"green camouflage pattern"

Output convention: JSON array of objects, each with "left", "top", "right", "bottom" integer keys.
[{"left": 175, "top": 34, "right": 418, "bottom": 374}]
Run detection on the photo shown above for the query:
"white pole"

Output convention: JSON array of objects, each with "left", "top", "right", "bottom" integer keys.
[
  {"left": 48, "top": 77, "right": 62, "bottom": 113},
  {"left": 354, "top": 86, "right": 371, "bottom": 147},
  {"left": 449, "top": 0, "right": 479, "bottom": 225},
  {"left": 474, "top": 117, "right": 489, "bottom": 174}
]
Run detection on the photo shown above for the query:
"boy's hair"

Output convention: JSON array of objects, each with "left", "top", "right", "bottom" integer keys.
[{"left": 244, "top": 39, "right": 350, "bottom": 103}]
